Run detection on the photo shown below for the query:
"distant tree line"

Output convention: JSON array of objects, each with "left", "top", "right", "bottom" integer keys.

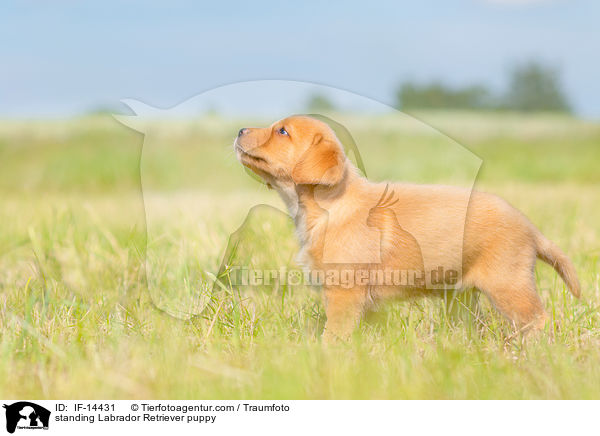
[
  {"left": 306, "top": 60, "right": 571, "bottom": 113},
  {"left": 396, "top": 61, "right": 571, "bottom": 113},
  {"left": 306, "top": 94, "right": 337, "bottom": 112}
]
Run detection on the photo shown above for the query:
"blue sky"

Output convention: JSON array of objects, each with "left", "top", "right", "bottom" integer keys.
[{"left": 2, "top": 0, "right": 599, "bottom": 118}]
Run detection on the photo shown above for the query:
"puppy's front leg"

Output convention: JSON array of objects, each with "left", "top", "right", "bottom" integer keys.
[{"left": 322, "top": 286, "right": 368, "bottom": 343}]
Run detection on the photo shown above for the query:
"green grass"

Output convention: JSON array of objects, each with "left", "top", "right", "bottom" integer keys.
[{"left": 0, "top": 111, "right": 599, "bottom": 399}]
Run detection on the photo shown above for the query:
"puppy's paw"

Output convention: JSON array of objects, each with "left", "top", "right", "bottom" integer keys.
[{"left": 321, "top": 328, "right": 350, "bottom": 345}]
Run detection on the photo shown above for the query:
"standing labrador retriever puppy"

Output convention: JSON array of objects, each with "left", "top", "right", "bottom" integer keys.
[{"left": 234, "top": 116, "right": 580, "bottom": 341}]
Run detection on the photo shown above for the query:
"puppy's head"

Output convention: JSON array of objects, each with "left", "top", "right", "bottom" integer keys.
[{"left": 234, "top": 116, "right": 346, "bottom": 188}]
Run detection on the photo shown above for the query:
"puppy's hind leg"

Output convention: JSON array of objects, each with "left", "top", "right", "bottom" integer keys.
[{"left": 475, "top": 271, "right": 548, "bottom": 333}]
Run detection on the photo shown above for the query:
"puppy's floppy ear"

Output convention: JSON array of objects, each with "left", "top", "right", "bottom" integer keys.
[{"left": 292, "top": 133, "right": 345, "bottom": 185}]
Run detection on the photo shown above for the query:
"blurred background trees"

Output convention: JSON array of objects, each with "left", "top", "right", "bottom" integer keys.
[
  {"left": 395, "top": 60, "right": 571, "bottom": 113},
  {"left": 502, "top": 61, "right": 571, "bottom": 112},
  {"left": 397, "top": 82, "right": 491, "bottom": 110},
  {"left": 306, "top": 93, "right": 337, "bottom": 112},
  {"left": 306, "top": 60, "right": 571, "bottom": 114}
]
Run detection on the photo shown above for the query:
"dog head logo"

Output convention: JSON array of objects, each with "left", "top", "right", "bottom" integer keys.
[
  {"left": 3, "top": 402, "right": 50, "bottom": 434},
  {"left": 115, "top": 81, "right": 482, "bottom": 318}
]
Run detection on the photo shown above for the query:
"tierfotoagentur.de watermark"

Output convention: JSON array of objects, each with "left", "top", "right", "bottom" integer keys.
[{"left": 224, "top": 265, "right": 459, "bottom": 289}]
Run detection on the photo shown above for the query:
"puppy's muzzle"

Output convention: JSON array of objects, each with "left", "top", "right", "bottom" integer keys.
[{"left": 235, "top": 140, "right": 267, "bottom": 164}]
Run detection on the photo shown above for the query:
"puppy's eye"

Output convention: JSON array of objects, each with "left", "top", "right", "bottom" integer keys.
[{"left": 278, "top": 127, "right": 289, "bottom": 136}]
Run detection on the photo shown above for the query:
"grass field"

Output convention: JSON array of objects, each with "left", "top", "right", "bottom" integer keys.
[{"left": 1, "top": 111, "right": 599, "bottom": 399}]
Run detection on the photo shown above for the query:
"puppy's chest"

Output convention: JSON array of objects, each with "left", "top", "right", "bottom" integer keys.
[
  {"left": 294, "top": 207, "right": 381, "bottom": 267},
  {"left": 293, "top": 208, "right": 326, "bottom": 268}
]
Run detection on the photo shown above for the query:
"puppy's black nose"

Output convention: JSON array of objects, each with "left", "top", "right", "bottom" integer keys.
[{"left": 238, "top": 128, "right": 249, "bottom": 137}]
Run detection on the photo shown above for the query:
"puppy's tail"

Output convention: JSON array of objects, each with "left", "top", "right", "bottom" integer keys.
[{"left": 534, "top": 231, "right": 581, "bottom": 298}]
